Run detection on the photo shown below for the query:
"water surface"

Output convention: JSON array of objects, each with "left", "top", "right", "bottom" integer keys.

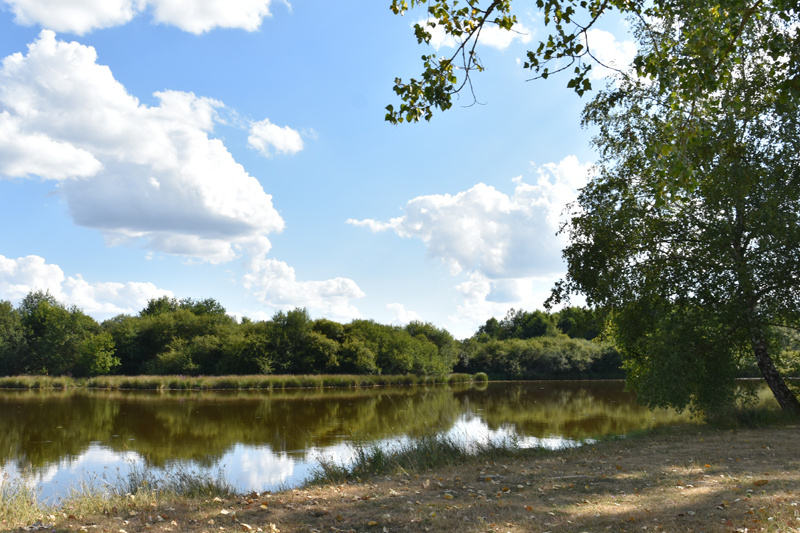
[{"left": 0, "top": 381, "right": 695, "bottom": 497}]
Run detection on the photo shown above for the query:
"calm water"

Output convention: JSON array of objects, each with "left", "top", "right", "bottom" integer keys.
[{"left": 0, "top": 381, "right": 696, "bottom": 497}]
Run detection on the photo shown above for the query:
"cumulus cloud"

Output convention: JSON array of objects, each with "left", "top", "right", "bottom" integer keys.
[
  {"left": 0, "top": 254, "right": 64, "bottom": 302},
  {"left": 386, "top": 303, "right": 422, "bottom": 325},
  {"left": 447, "top": 271, "right": 556, "bottom": 333},
  {"left": 349, "top": 156, "right": 592, "bottom": 334},
  {"left": 2, "top": 0, "right": 283, "bottom": 35},
  {"left": 348, "top": 156, "right": 592, "bottom": 279},
  {"left": 0, "top": 254, "right": 173, "bottom": 317},
  {"left": 421, "top": 19, "right": 532, "bottom": 51},
  {"left": 243, "top": 258, "right": 365, "bottom": 321},
  {"left": 248, "top": 118, "right": 304, "bottom": 157},
  {"left": 0, "top": 31, "right": 286, "bottom": 263}
]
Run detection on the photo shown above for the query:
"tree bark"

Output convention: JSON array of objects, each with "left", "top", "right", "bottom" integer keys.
[{"left": 748, "top": 316, "right": 800, "bottom": 414}]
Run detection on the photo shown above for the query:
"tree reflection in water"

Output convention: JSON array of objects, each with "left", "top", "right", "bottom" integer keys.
[{"left": 1, "top": 381, "right": 747, "bottom": 495}]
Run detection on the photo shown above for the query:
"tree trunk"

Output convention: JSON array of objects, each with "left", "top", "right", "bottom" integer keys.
[{"left": 748, "top": 319, "right": 800, "bottom": 414}]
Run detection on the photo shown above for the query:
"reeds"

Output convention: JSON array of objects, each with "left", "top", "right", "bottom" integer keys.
[
  {"left": 0, "top": 464, "right": 236, "bottom": 526},
  {"left": 0, "top": 373, "right": 480, "bottom": 391},
  {"left": 309, "top": 433, "right": 534, "bottom": 485}
]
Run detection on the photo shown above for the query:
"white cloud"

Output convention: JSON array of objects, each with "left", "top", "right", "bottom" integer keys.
[
  {"left": 585, "top": 29, "right": 637, "bottom": 80},
  {"left": 0, "top": 254, "right": 64, "bottom": 302},
  {"left": 1, "top": 0, "right": 282, "bottom": 35},
  {"left": 386, "top": 303, "right": 422, "bottom": 325},
  {"left": 0, "top": 112, "right": 102, "bottom": 179},
  {"left": 243, "top": 258, "right": 365, "bottom": 321},
  {"left": 348, "top": 156, "right": 592, "bottom": 279},
  {"left": 447, "top": 271, "right": 556, "bottom": 336},
  {"left": 148, "top": 0, "right": 279, "bottom": 34},
  {"left": 420, "top": 19, "right": 532, "bottom": 51},
  {"left": 63, "top": 276, "right": 173, "bottom": 316},
  {"left": 0, "top": 31, "right": 286, "bottom": 263},
  {"left": 3, "top": 0, "right": 140, "bottom": 34},
  {"left": 0, "top": 254, "right": 173, "bottom": 318},
  {"left": 349, "top": 156, "right": 592, "bottom": 336},
  {"left": 248, "top": 118, "right": 304, "bottom": 157}
]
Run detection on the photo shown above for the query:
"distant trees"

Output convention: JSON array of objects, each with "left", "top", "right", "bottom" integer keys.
[
  {"left": 460, "top": 307, "right": 621, "bottom": 379},
  {"left": 0, "top": 290, "right": 622, "bottom": 379},
  {"left": 0, "top": 291, "right": 120, "bottom": 376}
]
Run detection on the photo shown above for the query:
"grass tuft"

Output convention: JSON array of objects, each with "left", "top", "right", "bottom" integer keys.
[
  {"left": 0, "top": 463, "right": 236, "bottom": 527},
  {"left": 309, "top": 433, "right": 534, "bottom": 486}
]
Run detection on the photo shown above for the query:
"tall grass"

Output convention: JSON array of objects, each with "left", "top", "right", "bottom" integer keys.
[
  {"left": 309, "top": 433, "right": 534, "bottom": 485},
  {"left": 0, "top": 470, "right": 48, "bottom": 526},
  {"left": 0, "top": 464, "right": 235, "bottom": 527},
  {"left": 0, "top": 373, "right": 480, "bottom": 391}
]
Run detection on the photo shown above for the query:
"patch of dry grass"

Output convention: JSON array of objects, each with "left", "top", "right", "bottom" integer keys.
[{"left": 2, "top": 425, "right": 799, "bottom": 533}]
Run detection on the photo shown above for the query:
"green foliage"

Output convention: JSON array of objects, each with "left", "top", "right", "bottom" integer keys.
[
  {"left": 0, "top": 292, "right": 470, "bottom": 377},
  {"left": 139, "top": 295, "right": 180, "bottom": 317},
  {"left": 0, "top": 300, "right": 27, "bottom": 376},
  {"left": 15, "top": 291, "right": 108, "bottom": 376},
  {"left": 550, "top": 12, "right": 800, "bottom": 414},
  {"left": 1, "top": 290, "right": 619, "bottom": 380},
  {"left": 75, "top": 332, "right": 120, "bottom": 377},
  {"left": 460, "top": 334, "right": 621, "bottom": 379},
  {"left": 345, "top": 320, "right": 448, "bottom": 375},
  {"left": 388, "top": 1, "right": 800, "bottom": 115},
  {"left": 551, "top": 306, "right": 602, "bottom": 340},
  {"left": 386, "top": 0, "right": 516, "bottom": 123},
  {"left": 389, "top": 1, "right": 800, "bottom": 201},
  {"left": 476, "top": 308, "right": 559, "bottom": 341}
]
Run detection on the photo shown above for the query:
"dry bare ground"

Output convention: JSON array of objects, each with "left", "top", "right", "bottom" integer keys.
[{"left": 6, "top": 425, "right": 799, "bottom": 533}]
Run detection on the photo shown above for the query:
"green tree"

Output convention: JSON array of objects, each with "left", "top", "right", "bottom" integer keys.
[
  {"left": 552, "top": 306, "right": 603, "bottom": 340},
  {"left": 139, "top": 296, "right": 180, "bottom": 317},
  {"left": 75, "top": 332, "right": 120, "bottom": 377},
  {"left": 0, "top": 300, "right": 27, "bottom": 375},
  {"left": 405, "top": 321, "right": 458, "bottom": 368},
  {"left": 17, "top": 291, "right": 105, "bottom": 376},
  {"left": 475, "top": 309, "right": 558, "bottom": 341},
  {"left": 549, "top": 13, "right": 800, "bottom": 414}
]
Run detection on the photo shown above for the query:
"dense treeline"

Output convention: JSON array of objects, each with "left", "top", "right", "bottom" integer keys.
[
  {"left": 456, "top": 307, "right": 623, "bottom": 379},
  {"left": 0, "top": 290, "right": 619, "bottom": 378}
]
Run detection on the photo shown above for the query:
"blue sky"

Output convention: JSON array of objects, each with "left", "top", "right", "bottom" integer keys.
[{"left": 0, "top": 0, "right": 635, "bottom": 338}]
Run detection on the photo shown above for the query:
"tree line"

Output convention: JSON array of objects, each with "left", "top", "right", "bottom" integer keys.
[{"left": 0, "top": 291, "right": 615, "bottom": 378}]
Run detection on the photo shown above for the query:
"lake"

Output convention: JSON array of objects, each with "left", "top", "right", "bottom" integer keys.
[{"left": 0, "top": 380, "right": 699, "bottom": 498}]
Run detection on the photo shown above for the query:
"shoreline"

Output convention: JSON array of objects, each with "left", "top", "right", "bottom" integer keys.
[
  {"left": 3, "top": 422, "right": 798, "bottom": 532},
  {"left": 0, "top": 373, "right": 483, "bottom": 391}
]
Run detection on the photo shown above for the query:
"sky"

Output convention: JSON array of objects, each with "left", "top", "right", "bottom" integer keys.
[{"left": 0, "top": 0, "right": 636, "bottom": 338}]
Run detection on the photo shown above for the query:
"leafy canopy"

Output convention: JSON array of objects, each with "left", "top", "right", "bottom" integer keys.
[
  {"left": 388, "top": 0, "right": 800, "bottom": 197},
  {"left": 548, "top": 11, "right": 800, "bottom": 414}
]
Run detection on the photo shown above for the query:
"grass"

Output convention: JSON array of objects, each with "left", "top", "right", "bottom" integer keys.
[
  {"left": 3, "top": 423, "right": 799, "bottom": 533},
  {"left": 0, "top": 463, "right": 237, "bottom": 529},
  {"left": 0, "top": 373, "right": 479, "bottom": 391},
  {"left": 309, "top": 434, "right": 532, "bottom": 486}
]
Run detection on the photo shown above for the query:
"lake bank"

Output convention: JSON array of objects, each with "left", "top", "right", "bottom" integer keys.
[
  {"left": 0, "top": 373, "right": 482, "bottom": 391},
  {"left": 3, "top": 422, "right": 798, "bottom": 533}
]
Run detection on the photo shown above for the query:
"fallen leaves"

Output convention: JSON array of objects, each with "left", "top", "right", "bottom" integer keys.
[{"left": 753, "top": 480, "right": 769, "bottom": 487}]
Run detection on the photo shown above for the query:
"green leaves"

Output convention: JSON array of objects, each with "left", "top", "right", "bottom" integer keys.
[
  {"left": 554, "top": 10, "right": 800, "bottom": 413},
  {"left": 385, "top": 0, "right": 515, "bottom": 124}
]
